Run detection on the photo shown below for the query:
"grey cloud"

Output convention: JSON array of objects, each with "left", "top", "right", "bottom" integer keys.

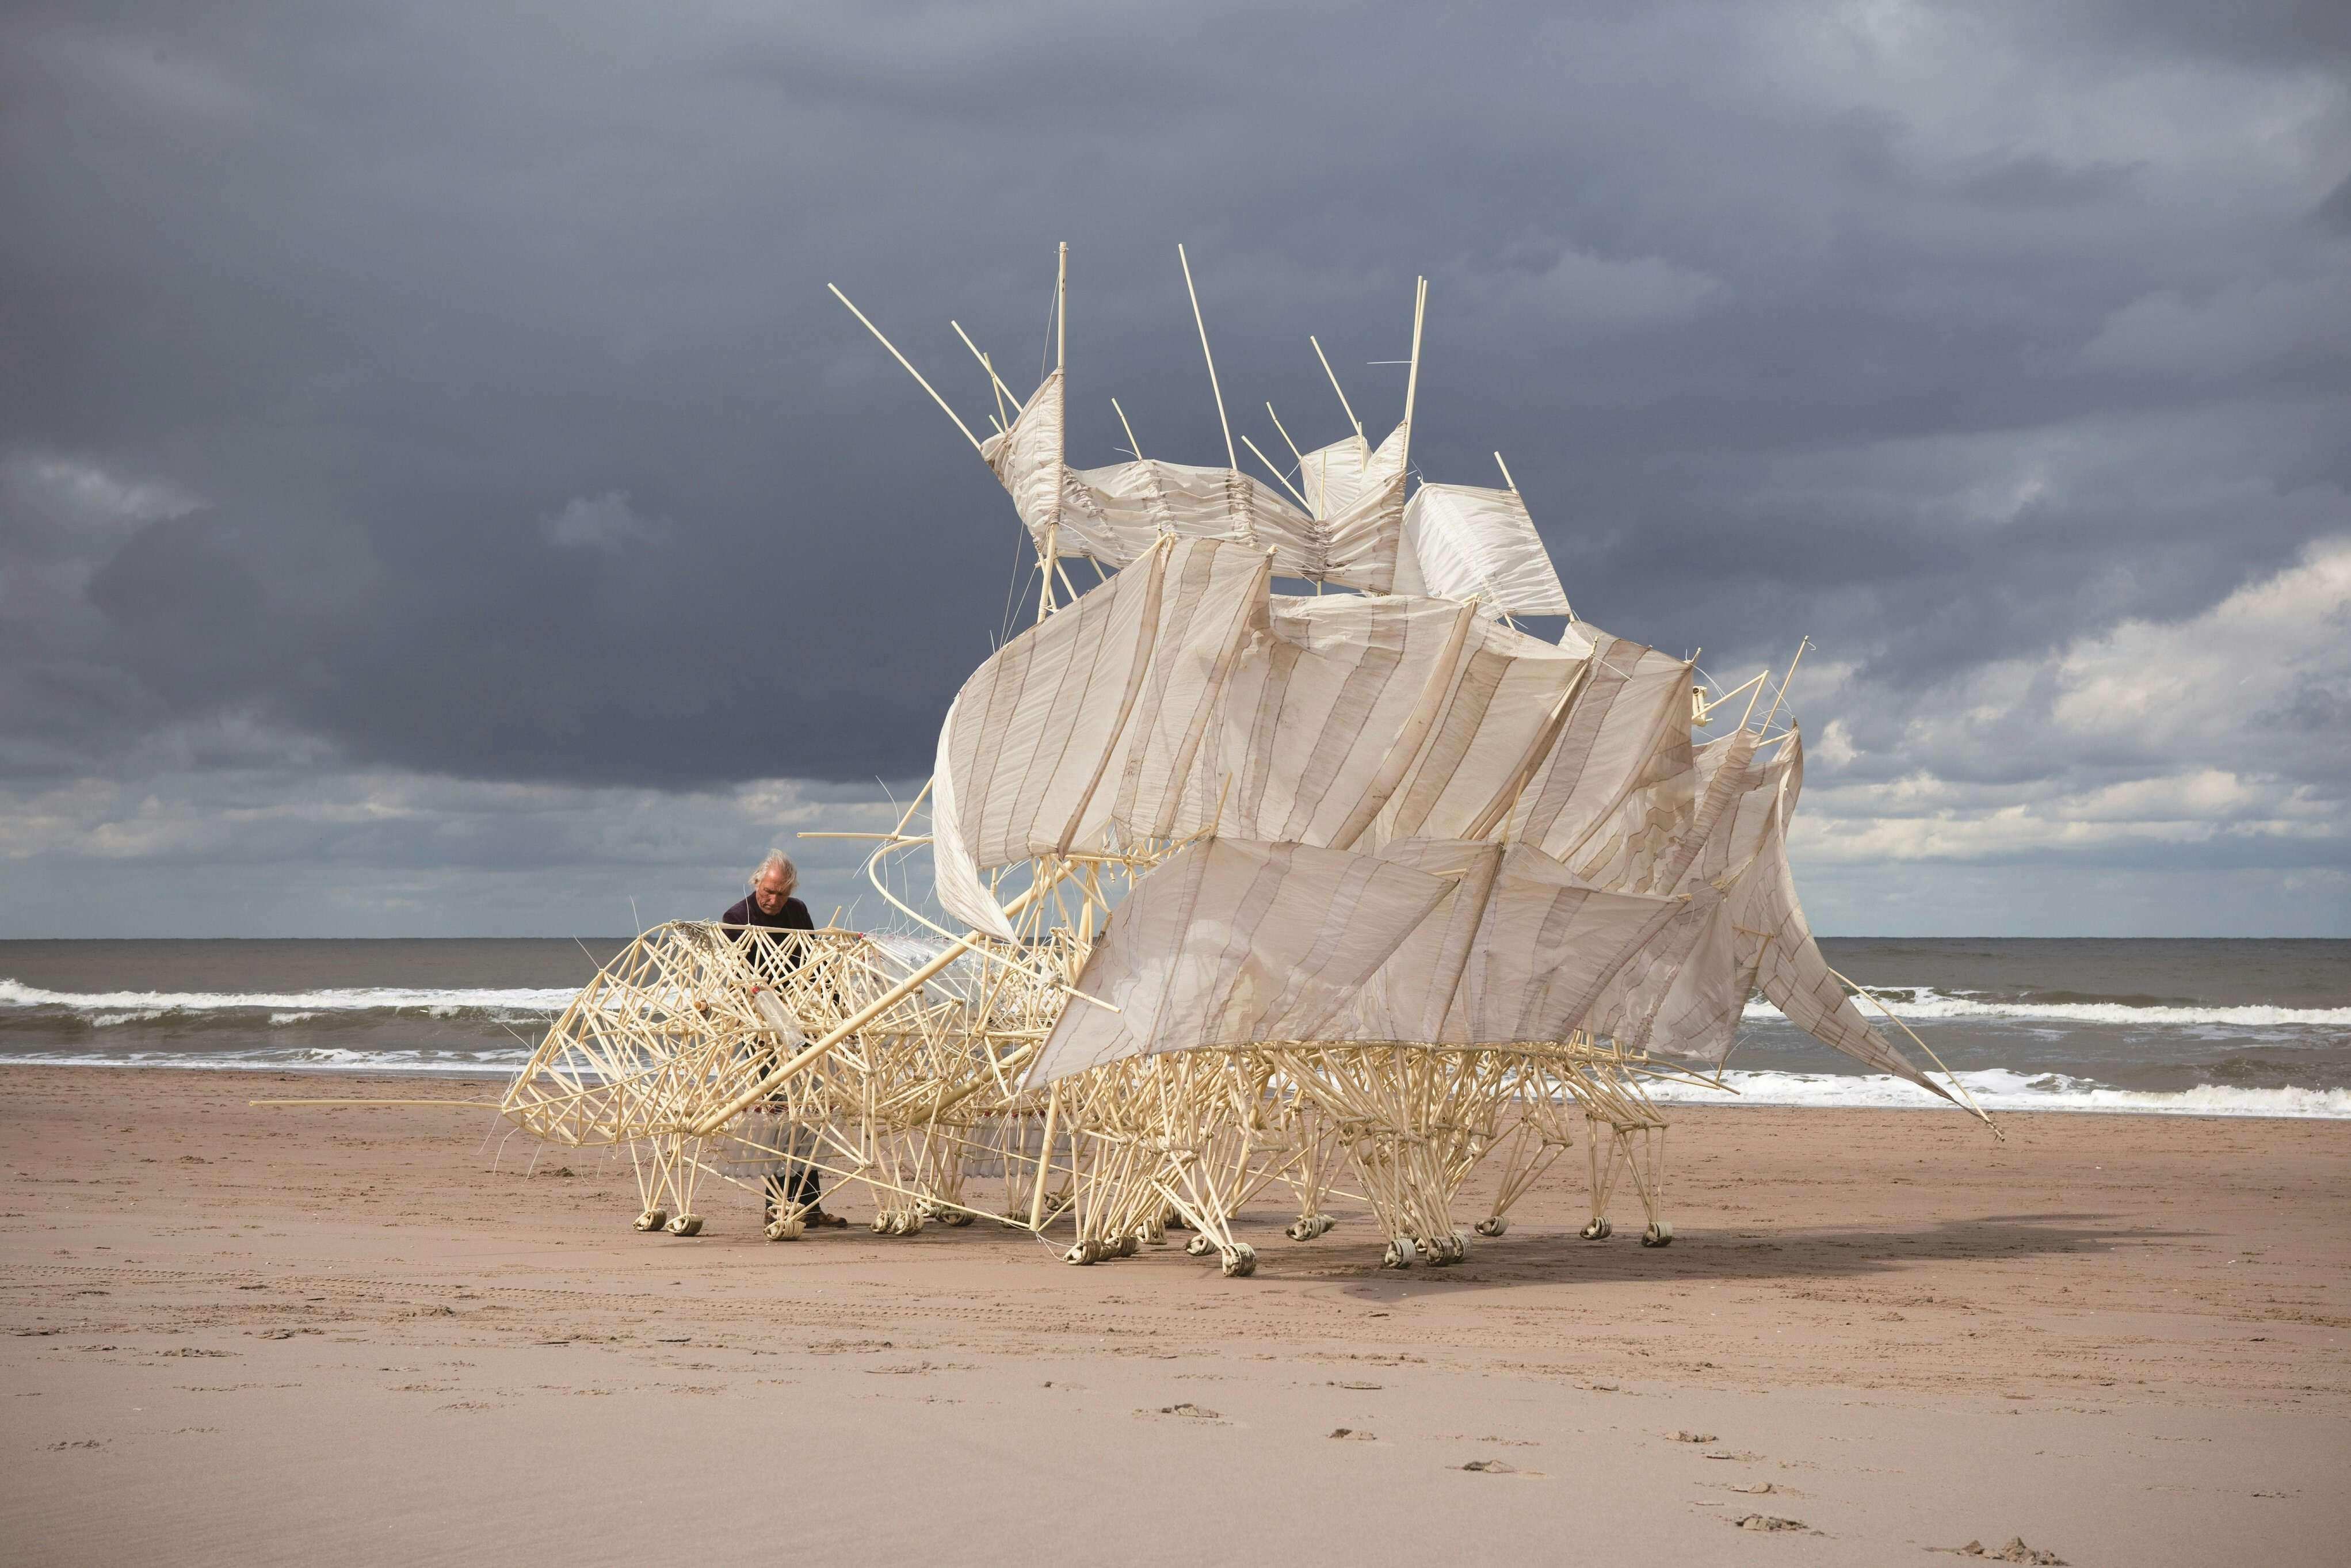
[{"left": 1, "top": 2, "right": 2346, "bottom": 932}]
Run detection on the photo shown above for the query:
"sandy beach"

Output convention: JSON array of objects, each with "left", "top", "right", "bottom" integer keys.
[{"left": 3, "top": 1067, "right": 2345, "bottom": 1566}]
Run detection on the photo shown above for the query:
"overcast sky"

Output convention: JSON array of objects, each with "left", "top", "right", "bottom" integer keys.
[{"left": 3, "top": 1, "right": 2346, "bottom": 938}]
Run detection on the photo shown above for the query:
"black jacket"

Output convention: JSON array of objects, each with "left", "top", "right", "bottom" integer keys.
[{"left": 719, "top": 894, "right": 813, "bottom": 935}]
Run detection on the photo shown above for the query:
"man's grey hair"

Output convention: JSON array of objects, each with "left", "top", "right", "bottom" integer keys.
[{"left": 751, "top": 848, "right": 798, "bottom": 896}]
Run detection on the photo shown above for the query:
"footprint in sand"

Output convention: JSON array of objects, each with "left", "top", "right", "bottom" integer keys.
[
  {"left": 1730, "top": 1514, "right": 1812, "bottom": 1533},
  {"left": 1142, "top": 1402, "right": 1225, "bottom": 1422}
]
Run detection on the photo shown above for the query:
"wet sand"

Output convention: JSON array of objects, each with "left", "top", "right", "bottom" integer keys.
[{"left": 3, "top": 1067, "right": 2346, "bottom": 1566}]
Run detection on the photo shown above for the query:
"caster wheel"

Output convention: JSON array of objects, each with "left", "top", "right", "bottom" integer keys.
[
  {"left": 1382, "top": 1237, "right": 1417, "bottom": 1270},
  {"left": 632, "top": 1209, "right": 669, "bottom": 1233},
  {"left": 664, "top": 1214, "right": 703, "bottom": 1237},
  {"left": 1064, "top": 1238, "right": 1103, "bottom": 1266},
  {"left": 1184, "top": 1234, "right": 1215, "bottom": 1257},
  {"left": 1580, "top": 1218, "right": 1612, "bottom": 1241},
  {"left": 1474, "top": 1216, "right": 1508, "bottom": 1238},
  {"left": 1640, "top": 1221, "right": 1673, "bottom": 1248},
  {"left": 1219, "top": 1243, "right": 1257, "bottom": 1279},
  {"left": 764, "top": 1218, "right": 804, "bottom": 1241}
]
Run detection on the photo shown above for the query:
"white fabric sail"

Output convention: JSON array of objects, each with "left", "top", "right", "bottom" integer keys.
[
  {"left": 1391, "top": 483, "right": 1573, "bottom": 618},
  {"left": 931, "top": 537, "right": 1270, "bottom": 937},
  {"left": 1295, "top": 425, "right": 1408, "bottom": 522},
  {"left": 1025, "top": 838, "right": 1456, "bottom": 1086},
  {"left": 978, "top": 373, "right": 1406, "bottom": 592},
  {"left": 1728, "top": 763, "right": 1951, "bottom": 1098},
  {"left": 1171, "top": 597, "right": 1589, "bottom": 853},
  {"left": 1512, "top": 630, "right": 1696, "bottom": 865},
  {"left": 1030, "top": 835, "right": 1683, "bottom": 1085}
]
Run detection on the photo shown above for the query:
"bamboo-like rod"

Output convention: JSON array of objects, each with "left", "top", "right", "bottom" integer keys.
[
  {"left": 1759, "top": 636, "right": 1810, "bottom": 735},
  {"left": 828, "top": 284, "right": 982, "bottom": 453},
  {"left": 1400, "top": 276, "right": 1426, "bottom": 471},
  {"left": 1493, "top": 450, "right": 1517, "bottom": 493},
  {"left": 690, "top": 879, "right": 1052, "bottom": 1134},
  {"left": 1310, "top": 335, "right": 1363, "bottom": 438},
  {"left": 1177, "top": 243, "right": 1236, "bottom": 470},
  {"left": 1267, "top": 402, "right": 1306, "bottom": 466},
  {"left": 951, "top": 319, "right": 1025, "bottom": 418},
  {"left": 1056, "top": 241, "right": 1067, "bottom": 373},
  {"left": 1240, "top": 433, "right": 1311, "bottom": 512},
  {"left": 1112, "top": 396, "right": 1143, "bottom": 460}
]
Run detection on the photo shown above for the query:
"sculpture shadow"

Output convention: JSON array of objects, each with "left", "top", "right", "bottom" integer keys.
[{"left": 1273, "top": 1210, "right": 2187, "bottom": 1297}]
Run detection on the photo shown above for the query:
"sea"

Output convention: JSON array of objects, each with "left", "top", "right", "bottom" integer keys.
[{"left": 1, "top": 937, "right": 2345, "bottom": 1119}]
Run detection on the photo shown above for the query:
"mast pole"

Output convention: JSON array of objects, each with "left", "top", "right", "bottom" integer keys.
[
  {"left": 1400, "top": 276, "right": 1426, "bottom": 472},
  {"left": 1178, "top": 243, "right": 1237, "bottom": 471},
  {"left": 828, "top": 284, "right": 982, "bottom": 453},
  {"left": 1759, "top": 637, "right": 1811, "bottom": 735},
  {"left": 1310, "top": 335, "right": 1363, "bottom": 438},
  {"left": 1039, "top": 243, "right": 1067, "bottom": 624}
]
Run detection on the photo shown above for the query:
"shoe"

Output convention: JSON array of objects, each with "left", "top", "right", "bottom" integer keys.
[{"left": 808, "top": 1207, "right": 849, "bottom": 1229}]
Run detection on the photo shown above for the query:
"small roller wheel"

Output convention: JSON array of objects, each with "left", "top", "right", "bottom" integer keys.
[
  {"left": 664, "top": 1213, "right": 703, "bottom": 1237},
  {"left": 1382, "top": 1236, "right": 1417, "bottom": 1270},
  {"left": 764, "top": 1217, "right": 804, "bottom": 1242},
  {"left": 1640, "top": 1220, "right": 1673, "bottom": 1247},
  {"left": 1429, "top": 1231, "right": 1468, "bottom": 1265},
  {"left": 1473, "top": 1215, "right": 1508, "bottom": 1238},
  {"left": 1064, "top": 1238, "right": 1103, "bottom": 1266},
  {"left": 1580, "top": 1217, "right": 1612, "bottom": 1241},
  {"left": 632, "top": 1208, "right": 669, "bottom": 1233},
  {"left": 1219, "top": 1243, "right": 1257, "bottom": 1278},
  {"left": 1184, "top": 1234, "right": 1215, "bottom": 1257}
]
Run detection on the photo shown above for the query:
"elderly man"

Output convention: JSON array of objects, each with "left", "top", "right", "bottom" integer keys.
[{"left": 719, "top": 851, "right": 846, "bottom": 1229}]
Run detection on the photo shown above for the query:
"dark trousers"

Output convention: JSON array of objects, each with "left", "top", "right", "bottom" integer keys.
[{"left": 764, "top": 1165, "right": 820, "bottom": 1212}]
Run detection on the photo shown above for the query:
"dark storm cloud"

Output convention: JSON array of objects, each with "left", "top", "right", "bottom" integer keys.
[{"left": 2, "top": 1, "right": 2346, "bottom": 811}]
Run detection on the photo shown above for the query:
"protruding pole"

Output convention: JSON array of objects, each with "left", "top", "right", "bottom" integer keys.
[
  {"left": 1040, "top": 244, "right": 1068, "bottom": 624},
  {"left": 1112, "top": 397, "right": 1143, "bottom": 461},
  {"left": 1239, "top": 434, "right": 1311, "bottom": 512},
  {"left": 951, "top": 319, "right": 1026, "bottom": 418},
  {"left": 1311, "top": 335, "right": 1363, "bottom": 438},
  {"left": 1177, "top": 243, "right": 1236, "bottom": 470},
  {"left": 1399, "top": 276, "right": 1426, "bottom": 471},
  {"left": 1267, "top": 402, "right": 1306, "bottom": 466},
  {"left": 830, "top": 284, "right": 983, "bottom": 453},
  {"left": 1493, "top": 450, "right": 1518, "bottom": 493},
  {"left": 1759, "top": 637, "right": 1811, "bottom": 735}
]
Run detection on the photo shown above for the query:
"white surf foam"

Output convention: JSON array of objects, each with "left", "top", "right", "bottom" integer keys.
[
  {"left": 1741, "top": 990, "right": 2351, "bottom": 1028},
  {"left": 1647, "top": 1066, "right": 2351, "bottom": 1119},
  {"left": 0, "top": 979, "right": 578, "bottom": 1016},
  {"left": 0, "top": 1047, "right": 533, "bottom": 1075}
]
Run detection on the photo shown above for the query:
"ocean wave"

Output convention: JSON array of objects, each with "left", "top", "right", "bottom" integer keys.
[
  {"left": 0, "top": 978, "right": 578, "bottom": 1018},
  {"left": 1648, "top": 1066, "right": 2351, "bottom": 1118},
  {"left": 1, "top": 1051, "right": 2342, "bottom": 1117},
  {"left": 1742, "top": 989, "right": 2351, "bottom": 1028},
  {"left": 0, "top": 1047, "right": 532, "bottom": 1075}
]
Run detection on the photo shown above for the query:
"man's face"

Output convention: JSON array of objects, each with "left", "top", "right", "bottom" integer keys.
[{"left": 753, "top": 868, "right": 791, "bottom": 915}]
